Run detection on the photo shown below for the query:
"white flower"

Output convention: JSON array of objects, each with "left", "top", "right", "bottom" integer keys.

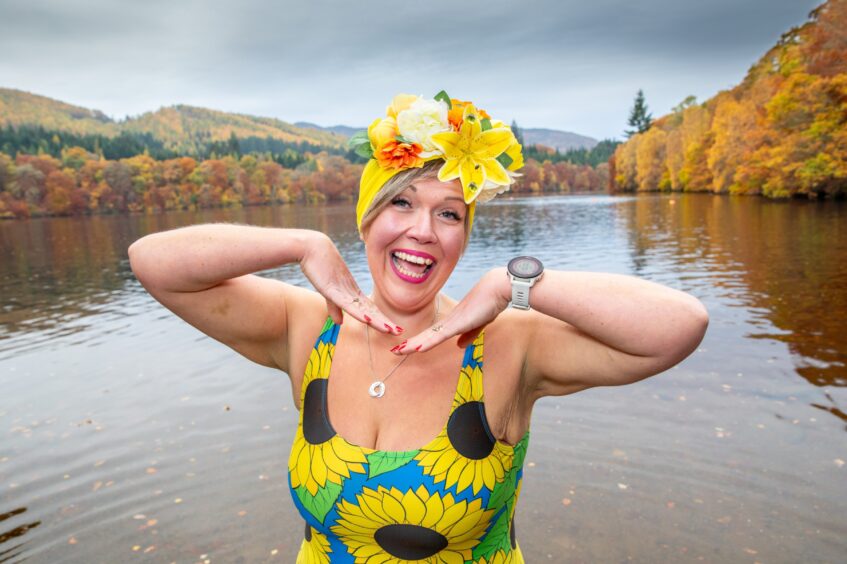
[{"left": 396, "top": 97, "right": 450, "bottom": 155}]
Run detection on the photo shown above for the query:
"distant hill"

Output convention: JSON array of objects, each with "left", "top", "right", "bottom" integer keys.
[
  {"left": 295, "top": 122, "right": 360, "bottom": 138},
  {"left": 0, "top": 88, "right": 117, "bottom": 136},
  {"left": 0, "top": 88, "right": 346, "bottom": 154},
  {"left": 295, "top": 121, "right": 598, "bottom": 152},
  {"left": 521, "top": 128, "right": 597, "bottom": 152}
]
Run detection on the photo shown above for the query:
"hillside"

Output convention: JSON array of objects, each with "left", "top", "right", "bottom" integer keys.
[
  {"left": 296, "top": 120, "right": 598, "bottom": 152},
  {"left": 0, "top": 88, "right": 118, "bottom": 137},
  {"left": 0, "top": 88, "right": 346, "bottom": 154},
  {"left": 521, "top": 128, "right": 597, "bottom": 152},
  {"left": 611, "top": 0, "right": 846, "bottom": 198}
]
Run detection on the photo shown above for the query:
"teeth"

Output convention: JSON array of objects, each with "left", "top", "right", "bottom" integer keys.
[
  {"left": 393, "top": 251, "right": 433, "bottom": 265},
  {"left": 395, "top": 262, "right": 425, "bottom": 279}
]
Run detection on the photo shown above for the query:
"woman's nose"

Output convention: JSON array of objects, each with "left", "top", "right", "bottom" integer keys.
[{"left": 406, "top": 211, "right": 436, "bottom": 243}]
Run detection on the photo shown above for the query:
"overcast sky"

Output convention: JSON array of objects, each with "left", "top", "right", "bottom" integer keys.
[{"left": 0, "top": 0, "right": 823, "bottom": 140}]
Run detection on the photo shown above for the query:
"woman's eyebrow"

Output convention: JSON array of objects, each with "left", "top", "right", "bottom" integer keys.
[{"left": 408, "top": 184, "right": 464, "bottom": 203}]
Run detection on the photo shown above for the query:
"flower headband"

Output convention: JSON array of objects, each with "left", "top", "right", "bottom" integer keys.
[{"left": 351, "top": 90, "right": 524, "bottom": 231}]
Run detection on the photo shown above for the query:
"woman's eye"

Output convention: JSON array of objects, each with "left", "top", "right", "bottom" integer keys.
[
  {"left": 391, "top": 198, "right": 411, "bottom": 208},
  {"left": 440, "top": 210, "right": 462, "bottom": 221}
]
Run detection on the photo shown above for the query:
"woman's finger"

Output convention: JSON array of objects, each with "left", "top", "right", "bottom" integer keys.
[
  {"left": 395, "top": 314, "right": 468, "bottom": 354},
  {"left": 330, "top": 290, "right": 402, "bottom": 335}
]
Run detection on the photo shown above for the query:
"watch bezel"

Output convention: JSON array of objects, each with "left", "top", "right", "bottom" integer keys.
[{"left": 507, "top": 256, "right": 544, "bottom": 280}]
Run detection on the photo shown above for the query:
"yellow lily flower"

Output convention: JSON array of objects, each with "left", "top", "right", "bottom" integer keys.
[
  {"left": 430, "top": 104, "right": 515, "bottom": 203},
  {"left": 505, "top": 140, "right": 524, "bottom": 171}
]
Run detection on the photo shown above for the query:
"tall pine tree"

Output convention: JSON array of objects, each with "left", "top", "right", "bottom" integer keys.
[{"left": 625, "top": 89, "right": 653, "bottom": 137}]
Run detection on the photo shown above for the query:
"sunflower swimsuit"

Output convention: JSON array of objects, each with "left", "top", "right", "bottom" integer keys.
[{"left": 289, "top": 319, "right": 529, "bottom": 563}]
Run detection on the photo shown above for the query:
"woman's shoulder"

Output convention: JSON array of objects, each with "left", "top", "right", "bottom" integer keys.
[{"left": 276, "top": 284, "right": 340, "bottom": 377}]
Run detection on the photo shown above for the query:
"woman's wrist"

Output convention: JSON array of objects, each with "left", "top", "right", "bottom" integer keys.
[{"left": 485, "top": 267, "right": 513, "bottom": 309}]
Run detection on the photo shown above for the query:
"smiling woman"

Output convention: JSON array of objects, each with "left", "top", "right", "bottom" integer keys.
[{"left": 128, "top": 91, "right": 708, "bottom": 563}]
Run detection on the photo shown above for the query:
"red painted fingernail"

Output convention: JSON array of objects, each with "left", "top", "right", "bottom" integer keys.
[
  {"left": 398, "top": 341, "right": 407, "bottom": 350},
  {"left": 364, "top": 315, "right": 372, "bottom": 323},
  {"left": 384, "top": 323, "right": 392, "bottom": 332},
  {"left": 415, "top": 345, "right": 422, "bottom": 351},
  {"left": 395, "top": 326, "right": 404, "bottom": 333}
]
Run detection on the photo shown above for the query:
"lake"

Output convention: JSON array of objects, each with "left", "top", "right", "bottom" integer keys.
[{"left": 1, "top": 193, "right": 845, "bottom": 563}]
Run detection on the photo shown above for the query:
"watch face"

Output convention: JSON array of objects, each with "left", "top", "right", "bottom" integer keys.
[{"left": 508, "top": 256, "right": 543, "bottom": 279}]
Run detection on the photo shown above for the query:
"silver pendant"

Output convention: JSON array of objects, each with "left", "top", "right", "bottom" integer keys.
[{"left": 368, "top": 381, "right": 385, "bottom": 398}]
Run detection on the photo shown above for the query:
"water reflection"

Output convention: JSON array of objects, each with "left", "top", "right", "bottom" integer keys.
[
  {"left": 620, "top": 195, "right": 847, "bottom": 388},
  {"left": 1, "top": 194, "right": 845, "bottom": 385},
  {"left": 0, "top": 507, "right": 39, "bottom": 562},
  {"left": 1, "top": 194, "right": 846, "bottom": 561}
]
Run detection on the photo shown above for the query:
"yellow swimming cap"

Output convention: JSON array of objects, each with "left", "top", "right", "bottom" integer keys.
[{"left": 351, "top": 90, "right": 524, "bottom": 232}]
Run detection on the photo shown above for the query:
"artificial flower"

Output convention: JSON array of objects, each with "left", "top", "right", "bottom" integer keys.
[
  {"left": 385, "top": 93, "right": 419, "bottom": 119},
  {"left": 368, "top": 117, "right": 397, "bottom": 150},
  {"left": 504, "top": 139, "right": 524, "bottom": 171},
  {"left": 396, "top": 98, "right": 450, "bottom": 155},
  {"left": 375, "top": 139, "right": 424, "bottom": 170},
  {"left": 448, "top": 98, "right": 491, "bottom": 131},
  {"left": 431, "top": 104, "right": 515, "bottom": 203}
]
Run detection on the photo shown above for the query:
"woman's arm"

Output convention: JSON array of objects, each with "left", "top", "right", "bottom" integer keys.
[
  {"left": 398, "top": 267, "right": 708, "bottom": 397},
  {"left": 128, "top": 224, "right": 399, "bottom": 372},
  {"left": 516, "top": 270, "right": 709, "bottom": 397}
]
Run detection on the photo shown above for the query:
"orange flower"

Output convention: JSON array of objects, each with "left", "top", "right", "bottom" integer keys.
[
  {"left": 374, "top": 140, "right": 424, "bottom": 170},
  {"left": 448, "top": 98, "right": 491, "bottom": 131}
]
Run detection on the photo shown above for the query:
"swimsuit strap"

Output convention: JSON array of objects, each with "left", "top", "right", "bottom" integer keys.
[
  {"left": 450, "top": 330, "right": 486, "bottom": 406},
  {"left": 298, "top": 317, "right": 339, "bottom": 409}
]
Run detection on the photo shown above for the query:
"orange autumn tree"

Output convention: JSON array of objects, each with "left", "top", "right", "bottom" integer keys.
[
  {"left": 0, "top": 148, "right": 366, "bottom": 219},
  {"left": 612, "top": 0, "right": 847, "bottom": 199}
]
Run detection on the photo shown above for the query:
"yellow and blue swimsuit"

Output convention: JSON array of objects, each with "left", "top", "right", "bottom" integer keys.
[{"left": 289, "top": 319, "right": 529, "bottom": 563}]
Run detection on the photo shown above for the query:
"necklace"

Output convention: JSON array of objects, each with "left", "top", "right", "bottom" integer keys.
[{"left": 366, "top": 295, "right": 440, "bottom": 398}]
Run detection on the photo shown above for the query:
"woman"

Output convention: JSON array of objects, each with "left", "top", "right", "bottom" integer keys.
[{"left": 129, "top": 92, "right": 708, "bottom": 563}]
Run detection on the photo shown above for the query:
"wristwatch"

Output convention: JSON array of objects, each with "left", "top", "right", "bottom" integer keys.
[{"left": 507, "top": 256, "right": 544, "bottom": 310}]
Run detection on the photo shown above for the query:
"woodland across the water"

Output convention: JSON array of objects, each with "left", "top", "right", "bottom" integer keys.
[
  {"left": 1, "top": 0, "right": 845, "bottom": 219},
  {"left": 611, "top": 0, "right": 846, "bottom": 200}
]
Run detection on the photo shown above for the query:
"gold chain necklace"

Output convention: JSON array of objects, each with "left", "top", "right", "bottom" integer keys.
[{"left": 366, "top": 295, "right": 440, "bottom": 398}]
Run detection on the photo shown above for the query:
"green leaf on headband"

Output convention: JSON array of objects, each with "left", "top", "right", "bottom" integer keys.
[
  {"left": 496, "top": 152, "right": 513, "bottom": 169},
  {"left": 348, "top": 130, "right": 374, "bottom": 159},
  {"left": 395, "top": 134, "right": 414, "bottom": 144},
  {"left": 348, "top": 130, "right": 369, "bottom": 150},
  {"left": 353, "top": 144, "right": 374, "bottom": 160},
  {"left": 355, "top": 144, "right": 374, "bottom": 159},
  {"left": 434, "top": 90, "right": 452, "bottom": 109},
  {"left": 481, "top": 118, "right": 492, "bottom": 131}
]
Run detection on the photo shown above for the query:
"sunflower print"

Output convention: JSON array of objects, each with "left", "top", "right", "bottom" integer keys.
[
  {"left": 289, "top": 425, "right": 368, "bottom": 495},
  {"left": 415, "top": 342, "right": 513, "bottom": 495},
  {"left": 290, "top": 322, "right": 529, "bottom": 563},
  {"left": 289, "top": 320, "right": 366, "bottom": 500},
  {"left": 297, "top": 525, "right": 332, "bottom": 564},
  {"left": 332, "top": 485, "right": 495, "bottom": 563},
  {"left": 475, "top": 550, "right": 521, "bottom": 564}
]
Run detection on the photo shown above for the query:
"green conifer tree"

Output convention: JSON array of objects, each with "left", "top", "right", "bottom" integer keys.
[
  {"left": 625, "top": 89, "right": 653, "bottom": 137},
  {"left": 511, "top": 120, "right": 525, "bottom": 146}
]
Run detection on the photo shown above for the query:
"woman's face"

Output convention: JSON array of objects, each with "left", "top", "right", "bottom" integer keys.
[{"left": 364, "top": 177, "right": 467, "bottom": 311}]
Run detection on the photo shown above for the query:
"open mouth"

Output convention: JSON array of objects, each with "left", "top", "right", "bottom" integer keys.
[{"left": 390, "top": 250, "right": 436, "bottom": 283}]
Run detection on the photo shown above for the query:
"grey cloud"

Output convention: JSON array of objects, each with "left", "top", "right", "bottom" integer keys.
[{"left": 0, "top": 0, "right": 825, "bottom": 138}]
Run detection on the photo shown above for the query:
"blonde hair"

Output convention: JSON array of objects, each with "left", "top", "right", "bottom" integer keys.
[{"left": 360, "top": 161, "right": 472, "bottom": 251}]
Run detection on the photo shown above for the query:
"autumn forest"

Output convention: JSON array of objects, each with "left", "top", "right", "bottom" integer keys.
[{"left": 611, "top": 0, "right": 847, "bottom": 199}]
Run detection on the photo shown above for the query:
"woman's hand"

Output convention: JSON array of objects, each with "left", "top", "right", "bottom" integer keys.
[
  {"left": 300, "top": 233, "right": 402, "bottom": 334},
  {"left": 395, "top": 267, "right": 511, "bottom": 354}
]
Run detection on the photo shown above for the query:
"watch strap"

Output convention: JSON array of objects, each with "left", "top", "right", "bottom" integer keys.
[{"left": 510, "top": 277, "right": 533, "bottom": 310}]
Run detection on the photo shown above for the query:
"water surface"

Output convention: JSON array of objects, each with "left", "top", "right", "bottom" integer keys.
[{"left": 1, "top": 194, "right": 845, "bottom": 562}]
